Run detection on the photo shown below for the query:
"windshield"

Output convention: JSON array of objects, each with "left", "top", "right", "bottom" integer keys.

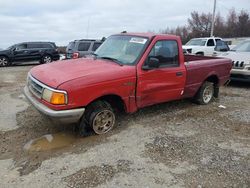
[
  {"left": 95, "top": 35, "right": 148, "bottom": 65},
  {"left": 66, "top": 42, "right": 75, "bottom": 51},
  {"left": 231, "top": 40, "right": 250, "bottom": 52},
  {"left": 6, "top": 45, "right": 15, "bottom": 50},
  {"left": 186, "top": 39, "right": 206, "bottom": 46}
]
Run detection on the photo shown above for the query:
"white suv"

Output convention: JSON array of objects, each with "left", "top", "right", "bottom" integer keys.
[
  {"left": 183, "top": 37, "right": 222, "bottom": 56},
  {"left": 219, "top": 40, "right": 250, "bottom": 82}
]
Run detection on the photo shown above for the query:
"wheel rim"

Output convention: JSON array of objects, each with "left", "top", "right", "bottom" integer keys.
[
  {"left": 92, "top": 110, "right": 115, "bottom": 134},
  {"left": 43, "top": 56, "right": 52, "bottom": 63},
  {"left": 0, "top": 57, "right": 8, "bottom": 66},
  {"left": 203, "top": 85, "right": 213, "bottom": 103}
]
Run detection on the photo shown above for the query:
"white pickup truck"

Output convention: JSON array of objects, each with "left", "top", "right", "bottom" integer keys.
[{"left": 183, "top": 37, "right": 222, "bottom": 56}]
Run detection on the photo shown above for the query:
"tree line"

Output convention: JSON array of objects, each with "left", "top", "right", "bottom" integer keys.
[{"left": 161, "top": 9, "right": 250, "bottom": 44}]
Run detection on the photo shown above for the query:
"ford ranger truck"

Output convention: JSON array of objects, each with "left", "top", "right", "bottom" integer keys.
[{"left": 24, "top": 33, "right": 232, "bottom": 136}]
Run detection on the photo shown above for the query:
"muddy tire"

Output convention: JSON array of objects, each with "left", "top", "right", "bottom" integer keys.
[
  {"left": 78, "top": 118, "right": 93, "bottom": 137},
  {"left": 194, "top": 81, "right": 214, "bottom": 105},
  {"left": 79, "top": 101, "right": 115, "bottom": 136}
]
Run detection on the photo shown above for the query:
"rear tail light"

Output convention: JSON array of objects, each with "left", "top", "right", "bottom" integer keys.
[{"left": 72, "top": 52, "right": 79, "bottom": 59}]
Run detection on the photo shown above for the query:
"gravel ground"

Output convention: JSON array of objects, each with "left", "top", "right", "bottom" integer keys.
[{"left": 0, "top": 64, "right": 249, "bottom": 188}]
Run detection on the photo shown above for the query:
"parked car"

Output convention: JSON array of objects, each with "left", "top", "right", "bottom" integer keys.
[
  {"left": 183, "top": 37, "right": 222, "bottom": 56},
  {"left": 218, "top": 40, "right": 250, "bottom": 82},
  {"left": 223, "top": 37, "right": 250, "bottom": 49},
  {"left": 66, "top": 39, "right": 104, "bottom": 59},
  {"left": 0, "top": 42, "right": 60, "bottom": 67},
  {"left": 24, "top": 33, "right": 232, "bottom": 136}
]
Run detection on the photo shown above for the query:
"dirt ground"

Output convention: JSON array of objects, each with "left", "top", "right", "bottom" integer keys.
[{"left": 0, "top": 64, "right": 249, "bottom": 188}]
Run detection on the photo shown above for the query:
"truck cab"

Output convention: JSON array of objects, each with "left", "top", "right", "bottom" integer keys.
[{"left": 183, "top": 37, "right": 222, "bottom": 56}]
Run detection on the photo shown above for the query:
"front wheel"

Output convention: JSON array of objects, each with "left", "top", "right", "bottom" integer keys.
[
  {"left": 41, "top": 55, "right": 52, "bottom": 64},
  {"left": 194, "top": 81, "right": 214, "bottom": 105},
  {"left": 0, "top": 56, "right": 10, "bottom": 67},
  {"left": 79, "top": 101, "right": 116, "bottom": 136}
]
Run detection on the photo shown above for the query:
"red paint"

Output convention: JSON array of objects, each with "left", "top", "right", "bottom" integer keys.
[{"left": 29, "top": 33, "right": 232, "bottom": 113}]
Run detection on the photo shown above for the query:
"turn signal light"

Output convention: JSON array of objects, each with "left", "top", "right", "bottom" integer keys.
[{"left": 50, "top": 92, "right": 66, "bottom": 105}]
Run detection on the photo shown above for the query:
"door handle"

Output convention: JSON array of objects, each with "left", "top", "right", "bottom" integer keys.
[{"left": 176, "top": 72, "right": 183, "bottom": 76}]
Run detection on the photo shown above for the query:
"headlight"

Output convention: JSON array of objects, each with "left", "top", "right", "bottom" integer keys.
[{"left": 42, "top": 88, "right": 67, "bottom": 105}]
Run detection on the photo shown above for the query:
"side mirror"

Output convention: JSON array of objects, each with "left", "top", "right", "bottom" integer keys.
[{"left": 142, "top": 57, "right": 159, "bottom": 70}]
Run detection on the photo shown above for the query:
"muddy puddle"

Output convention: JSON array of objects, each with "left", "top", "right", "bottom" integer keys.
[{"left": 24, "top": 132, "right": 77, "bottom": 152}]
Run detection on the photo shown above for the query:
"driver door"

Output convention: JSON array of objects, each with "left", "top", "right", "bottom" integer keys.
[
  {"left": 13, "top": 43, "right": 29, "bottom": 61},
  {"left": 137, "top": 39, "right": 186, "bottom": 108}
]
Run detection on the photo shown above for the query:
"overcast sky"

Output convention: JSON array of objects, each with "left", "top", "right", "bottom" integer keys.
[{"left": 0, "top": 0, "right": 249, "bottom": 48}]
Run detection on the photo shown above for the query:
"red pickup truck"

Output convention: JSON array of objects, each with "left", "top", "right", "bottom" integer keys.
[{"left": 24, "top": 33, "right": 232, "bottom": 136}]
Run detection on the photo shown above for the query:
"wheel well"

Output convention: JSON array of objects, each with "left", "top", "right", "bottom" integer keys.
[
  {"left": 196, "top": 52, "right": 204, "bottom": 55},
  {"left": 205, "top": 75, "right": 219, "bottom": 85},
  {"left": 204, "top": 75, "right": 219, "bottom": 97},
  {"left": 89, "top": 95, "right": 126, "bottom": 113},
  {"left": 0, "top": 55, "right": 9, "bottom": 60},
  {"left": 42, "top": 54, "right": 52, "bottom": 58}
]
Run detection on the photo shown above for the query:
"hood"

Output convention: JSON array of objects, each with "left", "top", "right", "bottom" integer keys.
[
  {"left": 218, "top": 51, "right": 250, "bottom": 65},
  {"left": 182, "top": 45, "right": 199, "bottom": 49},
  {"left": 0, "top": 49, "right": 9, "bottom": 53},
  {"left": 30, "top": 57, "right": 135, "bottom": 88}
]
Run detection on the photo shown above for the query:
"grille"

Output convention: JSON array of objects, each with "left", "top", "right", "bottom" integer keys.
[
  {"left": 232, "top": 61, "right": 245, "bottom": 69},
  {"left": 28, "top": 75, "right": 44, "bottom": 99}
]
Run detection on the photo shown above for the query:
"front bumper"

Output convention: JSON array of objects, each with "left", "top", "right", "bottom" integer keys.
[
  {"left": 231, "top": 69, "right": 250, "bottom": 82},
  {"left": 23, "top": 86, "right": 85, "bottom": 124}
]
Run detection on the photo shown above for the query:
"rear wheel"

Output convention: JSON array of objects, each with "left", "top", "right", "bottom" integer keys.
[
  {"left": 41, "top": 55, "right": 52, "bottom": 64},
  {"left": 194, "top": 81, "right": 214, "bottom": 105},
  {"left": 0, "top": 56, "right": 10, "bottom": 67},
  {"left": 79, "top": 101, "right": 116, "bottom": 136}
]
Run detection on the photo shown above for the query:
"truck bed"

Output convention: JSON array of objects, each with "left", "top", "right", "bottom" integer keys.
[{"left": 182, "top": 55, "right": 232, "bottom": 98}]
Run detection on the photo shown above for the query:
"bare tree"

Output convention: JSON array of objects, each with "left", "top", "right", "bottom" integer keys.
[
  {"left": 213, "top": 13, "right": 226, "bottom": 37},
  {"left": 225, "top": 9, "right": 238, "bottom": 37},
  {"left": 160, "top": 9, "right": 250, "bottom": 43},
  {"left": 188, "top": 11, "right": 212, "bottom": 37},
  {"left": 237, "top": 10, "right": 250, "bottom": 37}
]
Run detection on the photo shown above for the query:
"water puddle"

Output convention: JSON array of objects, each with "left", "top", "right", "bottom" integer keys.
[{"left": 24, "top": 132, "right": 77, "bottom": 152}]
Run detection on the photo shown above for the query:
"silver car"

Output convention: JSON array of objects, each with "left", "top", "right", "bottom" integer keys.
[{"left": 66, "top": 39, "right": 104, "bottom": 59}]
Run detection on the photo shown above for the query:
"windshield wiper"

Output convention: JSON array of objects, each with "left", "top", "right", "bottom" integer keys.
[{"left": 99, "top": 56, "right": 123, "bottom": 66}]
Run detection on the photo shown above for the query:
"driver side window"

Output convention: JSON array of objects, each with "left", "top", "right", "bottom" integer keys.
[
  {"left": 16, "top": 44, "right": 27, "bottom": 50},
  {"left": 146, "top": 40, "right": 179, "bottom": 68}
]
